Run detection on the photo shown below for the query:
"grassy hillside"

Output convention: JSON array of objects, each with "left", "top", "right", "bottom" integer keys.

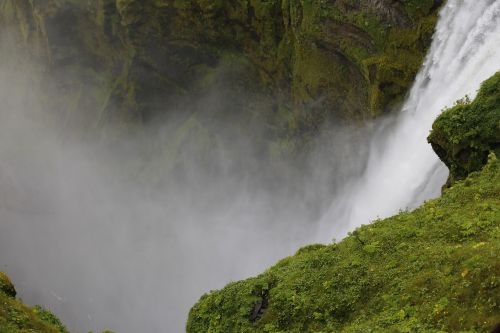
[{"left": 187, "top": 75, "right": 500, "bottom": 333}]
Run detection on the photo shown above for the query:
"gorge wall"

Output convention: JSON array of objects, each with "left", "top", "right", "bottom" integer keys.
[{"left": 1, "top": 0, "right": 440, "bottom": 148}]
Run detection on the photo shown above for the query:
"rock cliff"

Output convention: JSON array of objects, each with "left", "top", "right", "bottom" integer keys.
[{"left": 1, "top": 0, "right": 440, "bottom": 147}]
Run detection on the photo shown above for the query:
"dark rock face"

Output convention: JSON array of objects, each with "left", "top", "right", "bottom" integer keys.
[
  {"left": 1, "top": 0, "right": 439, "bottom": 144},
  {"left": 429, "top": 72, "right": 500, "bottom": 184},
  {"left": 249, "top": 290, "right": 269, "bottom": 322}
]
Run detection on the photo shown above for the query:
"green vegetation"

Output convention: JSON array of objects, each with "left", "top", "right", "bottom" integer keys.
[
  {"left": 429, "top": 72, "right": 500, "bottom": 185},
  {"left": 0, "top": 272, "right": 68, "bottom": 333},
  {"left": 0, "top": 273, "right": 16, "bottom": 298},
  {"left": 187, "top": 77, "right": 500, "bottom": 332}
]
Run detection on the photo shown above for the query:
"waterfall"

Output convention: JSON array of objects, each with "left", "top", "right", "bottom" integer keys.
[
  {"left": 317, "top": 0, "right": 500, "bottom": 241},
  {"left": 0, "top": 1, "right": 499, "bottom": 332}
]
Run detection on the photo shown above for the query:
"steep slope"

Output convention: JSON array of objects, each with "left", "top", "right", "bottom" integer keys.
[{"left": 187, "top": 75, "right": 500, "bottom": 332}]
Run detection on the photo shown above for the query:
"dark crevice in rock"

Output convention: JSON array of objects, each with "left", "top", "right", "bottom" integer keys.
[{"left": 250, "top": 290, "right": 269, "bottom": 322}]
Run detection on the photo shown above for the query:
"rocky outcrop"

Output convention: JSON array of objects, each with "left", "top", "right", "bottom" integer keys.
[
  {"left": 0, "top": 272, "right": 16, "bottom": 298},
  {"left": 429, "top": 72, "right": 500, "bottom": 185}
]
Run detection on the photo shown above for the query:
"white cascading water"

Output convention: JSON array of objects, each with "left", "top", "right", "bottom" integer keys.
[{"left": 318, "top": 0, "right": 500, "bottom": 241}]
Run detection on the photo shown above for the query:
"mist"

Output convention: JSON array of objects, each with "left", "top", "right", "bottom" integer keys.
[
  {"left": 4, "top": 1, "right": 498, "bottom": 331},
  {"left": 0, "top": 27, "right": 371, "bottom": 332}
]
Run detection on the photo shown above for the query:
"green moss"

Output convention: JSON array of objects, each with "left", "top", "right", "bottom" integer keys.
[
  {"left": 429, "top": 72, "right": 500, "bottom": 184},
  {"left": 163, "top": 0, "right": 440, "bottom": 134}
]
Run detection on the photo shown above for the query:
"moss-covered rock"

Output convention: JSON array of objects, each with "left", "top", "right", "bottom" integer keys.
[
  {"left": 112, "top": 0, "right": 441, "bottom": 128},
  {"left": 429, "top": 72, "right": 500, "bottom": 185},
  {"left": 0, "top": 272, "right": 16, "bottom": 298},
  {"left": 1, "top": 0, "right": 440, "bottom": 145}
]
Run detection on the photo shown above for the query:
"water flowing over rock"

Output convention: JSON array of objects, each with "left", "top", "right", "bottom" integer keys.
[{"left": 317, "top": 0, "right": 500, "bottom": 240}]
